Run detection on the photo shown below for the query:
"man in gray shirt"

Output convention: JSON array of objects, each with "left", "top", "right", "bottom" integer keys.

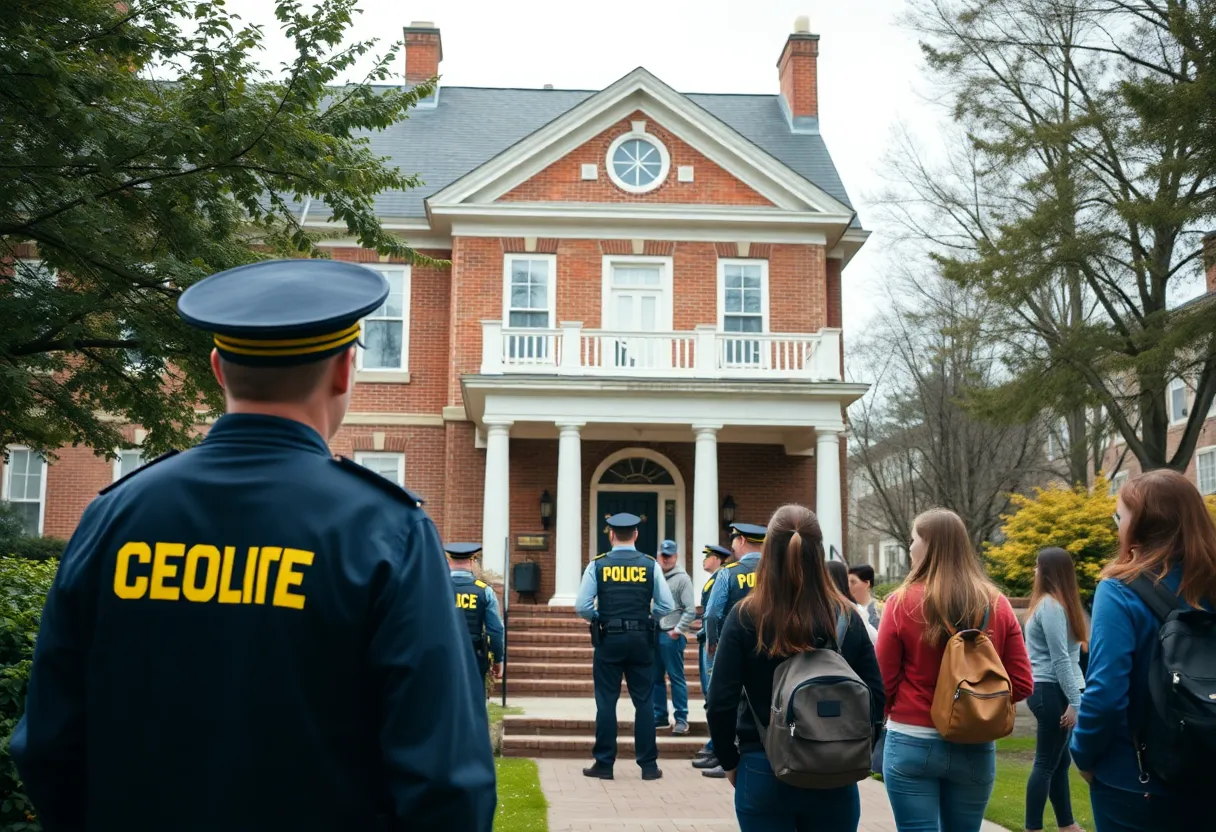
[{"left": 652, "top": 540, "right": 696, "bottom": 735}]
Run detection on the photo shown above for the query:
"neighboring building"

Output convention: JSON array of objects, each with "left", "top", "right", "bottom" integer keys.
[
  {"left": 2, "top": 18, "right": 869, "bottom": 602},
  {"left": 847, "top": 442, "right": 912, "bottom": 582}
]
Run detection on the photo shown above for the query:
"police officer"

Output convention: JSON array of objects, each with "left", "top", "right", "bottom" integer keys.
[
  {"left": 699, "top": 521, "right": 767, "bottom": 777},
  {"left": 576, "top": 512, "right": 674, "bottom": 781},
  {"left": 446, "top": 542, "right": 505, "bottom": 687},
  {"left": 691, "top": 543, "right": 732, "bottom": 773},
  {"left": 10, "top": 260, "right": 497, "bottom": 831}
]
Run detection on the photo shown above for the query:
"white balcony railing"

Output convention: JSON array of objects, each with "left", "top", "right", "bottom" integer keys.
[{"left": 479, "top": 321, "right": 842, "bottom": 381}]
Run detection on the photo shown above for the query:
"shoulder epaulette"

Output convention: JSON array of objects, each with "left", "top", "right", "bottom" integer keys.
[
  {"left": 594, "top": 552, "right": 609, "bottom": 560},
  {"left": 333, "top": 456, "right": 425, "bottom": 507},
  {"left": 723, "top": 561, "right": 741, "bottom": 569},
  {"left": 644, "top": 554, "right": 656, "bottom": 561},
  {"left": 99, "top": 450, "right": 180, "bottom": 495},
  {"left": 474, "top": 579, "right": 488, "bottom": 589},
  {"left": 703, "top": 577, "right": 716, "bottom": 591}
]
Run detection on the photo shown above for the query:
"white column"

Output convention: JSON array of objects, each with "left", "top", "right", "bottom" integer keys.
[
  {"left": 482, "top": 420, "right": 512, "bottom": 579},
  {"left": 816, "top": 427, "right": 844, "bottom": 561},
  {"left": 692, "top": 424, "right": 722, "bottom": 592},
  {"left": 550, "top": 421, "right": 585, "bottom": 606}
]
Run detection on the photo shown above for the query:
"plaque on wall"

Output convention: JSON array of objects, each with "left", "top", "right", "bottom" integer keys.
[{"left": 514, "top": 533, "right": 549, "bottom": 550}]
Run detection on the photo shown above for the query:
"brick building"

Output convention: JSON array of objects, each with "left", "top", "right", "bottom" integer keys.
[{"left": 3, "top": 18, "right": 870, "bottom": 602}]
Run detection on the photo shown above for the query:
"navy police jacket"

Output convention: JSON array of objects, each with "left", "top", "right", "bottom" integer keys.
[{"left": 11, "top": 414, "right": 497, "bottom": 832}]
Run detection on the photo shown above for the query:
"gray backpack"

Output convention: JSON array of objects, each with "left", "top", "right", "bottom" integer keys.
[{"left": 747, "top": 612, "right": 875, "bottom": 789}]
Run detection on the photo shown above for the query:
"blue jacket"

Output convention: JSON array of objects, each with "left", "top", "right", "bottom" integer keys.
[
  {"left": 10, "top": 414, "right": 497, "bottom": 831},
  {"left": 1071, "top": 566, "right": 1203, "bottom": 794}
]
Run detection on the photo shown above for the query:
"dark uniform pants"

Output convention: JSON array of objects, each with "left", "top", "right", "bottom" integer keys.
[{"left": 592, "top": 632, "right": 658, "bottom": 769}]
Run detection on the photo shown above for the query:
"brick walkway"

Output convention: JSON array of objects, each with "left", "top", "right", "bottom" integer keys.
[{"left": 536, "top": 758, "right": 1007, "bottom": 831}]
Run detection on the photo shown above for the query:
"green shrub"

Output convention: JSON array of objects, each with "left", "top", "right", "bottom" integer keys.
[
  {"left": 8, "top": 538, "right": 66, "bottom": 563},
  {"left": 0, "top": 557, "right": 58, "bottom": 831},
  {"left": 0, "top": 505, "right": 28, "bottom": 558},
  {"left": 873, "top": 582, "right": 901, "bottom": 600}
]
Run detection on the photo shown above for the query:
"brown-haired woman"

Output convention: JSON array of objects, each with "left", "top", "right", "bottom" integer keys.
[
  {"left": 1022, "top": 548, "right": 1088, "bottom": 832},
  {"left": 875, "top": 508, "right": 1033, "bottom": 831},
  {"left": 706, "top": 505, "right": 884, "bottom": 831},
  {"left": 1071, "top": 470, "right": 1216, "bottom": 829}
]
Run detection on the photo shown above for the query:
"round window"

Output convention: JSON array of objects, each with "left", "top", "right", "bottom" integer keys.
[{"left": 606, "top": 130, "right": 670, "bottom": 194}]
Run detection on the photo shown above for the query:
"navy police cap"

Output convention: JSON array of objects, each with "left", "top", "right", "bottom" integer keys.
[
  {"left": 702, "top": 544, "right": 732, "bottom": 559},
  {"left": 729, "top": 522, "right": 768, "bottom": 543},
  {"left": 606, "top": 512, "right": 642, "bottom": 529},
  {"left": 445, "top": 543, "right": 483, "bottom": 559},
  {"left": 177, "top": 260, "right": 390, "bottom": 366}
]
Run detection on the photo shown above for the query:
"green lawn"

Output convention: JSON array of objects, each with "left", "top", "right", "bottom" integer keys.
[
  {"left": 986, "top": 737, "right": 1091, "bottom": 832},
  {"left": 488, "top": 702, "right": 524, "bottom": 725},
  {"left": 495, "top": 758, "right": 548, "bottom": 832}
]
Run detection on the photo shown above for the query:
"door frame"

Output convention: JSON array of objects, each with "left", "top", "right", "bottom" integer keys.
[
  {"left": 588, "top": 447, "right": 686, "bottom": 572},
  {"left": 600, "top": 255, "right": 674, "bottom": 332}
]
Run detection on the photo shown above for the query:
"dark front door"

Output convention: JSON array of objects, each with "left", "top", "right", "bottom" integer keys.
[{"left": 595, "top": 491, "right": 659, "bottom": 559}]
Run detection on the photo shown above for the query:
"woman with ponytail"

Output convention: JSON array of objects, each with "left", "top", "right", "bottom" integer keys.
[{"left": 707, "top": 504, "right": 884, "bottom": 831}]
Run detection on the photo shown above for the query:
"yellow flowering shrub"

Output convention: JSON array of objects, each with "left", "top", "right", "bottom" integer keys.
[{"left": 985, "top": 476, "right": 1118, "bottom": 601}]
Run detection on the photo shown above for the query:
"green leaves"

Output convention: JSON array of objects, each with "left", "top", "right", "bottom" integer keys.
[{"left": 0, "top": 0, "right": 433, "bottom": 457}]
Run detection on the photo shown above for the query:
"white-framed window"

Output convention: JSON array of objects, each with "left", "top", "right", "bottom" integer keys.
[
  {"left": 1169, "top": 378, "right": 1189, "bottom": 424},
  {"left": 1047, "top": 418, "right": 1069, "bottom": 461},
  {"left": 356, "top": 265, "right": 411, "bottom": 372},
  {"left": 718, "top": 259, "right": 770, "bottom": 367},
  {"left": 112, "top": 449, "right": 145, "bottom": 482},
  {"left": 1110, "top": 470, "right": 1130, "bottom": 495},
  {"left": 2, "top": 446, "right": 47, "bottom": 536},
  {"left": 503, "top": 254, "right": 557, "bottom": 361},
  {"left": 354, "top": 451, "right": 405, "bottom": 486},
  {"left": 605, "top": 120, "right": 671, "bottom": 194},
  {"left": 1197, "top": 447, "right": 1216, "bottom": 496}
]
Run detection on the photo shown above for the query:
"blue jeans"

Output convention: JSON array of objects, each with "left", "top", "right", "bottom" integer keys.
[
  {"left": 734, "top": 751, "right": 860, "bottom": 831},
  {"left": 698, "top": 639, "right": 713, "bottom": 751},
  {"left": 1089, "top": 778, "right": 1205, "bottom": 831},
  {"left": 652, "top": 631, "right": 688, "bottom": 723},
  {"left": 882, "top": 730, "right": 996, "bottom": 832},
  {"left": 1025, "top": 682, "right": 1075, "bottom": 830}
]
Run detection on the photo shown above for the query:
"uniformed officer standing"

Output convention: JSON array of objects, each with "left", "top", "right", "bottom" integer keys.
[
  {"left": 698, "top": 521, "right": 767, "bottom": 777},
  {"left": 446, "top": 543, "right": 505, "bottom": 687},
  {"left": 576, "top": 513, "right": 674, "bottom": 781},
  {"left": 691, "top": 543, "right": 731, "bottom": 773},
  {"left": 10, "top": 260, "right": 497, "bottom": 831}
]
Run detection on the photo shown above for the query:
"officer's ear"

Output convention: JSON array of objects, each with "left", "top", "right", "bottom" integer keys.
[
  {"left": 210, "top": 349, "right": 225, "bottom": 389},
  {"left": 330, "top": 346, "right": 356, "bottom": 396}
]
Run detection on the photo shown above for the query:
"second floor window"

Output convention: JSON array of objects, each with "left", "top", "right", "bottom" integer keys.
[
  {"left": 506, "top": 257, "right": 553, "bottom": 329},
  {"left": 114, "top": 449, "right": 144, "bottom": 481},
  {"left": 719, "top": 260, "right": 768, "bottom": 366},
  {"left": 358, "top": 265, "right": 411, "bottom": 372},
  {"left": 1169, "top": 378, "right": 1189, "bottom": 423},
  {"left": 1197, "top": 448, "right": 1216, "bottom": 496},
  {"left": 354, "top": 451, "right": 405, "bottom": 486},
  {"left": 3, "top": 447, "right": 46, "bottom": 536}
]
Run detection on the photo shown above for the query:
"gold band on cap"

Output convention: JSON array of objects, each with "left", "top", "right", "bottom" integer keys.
[{"left": 213, "top": 322, "right": 361, "bottom": 357}]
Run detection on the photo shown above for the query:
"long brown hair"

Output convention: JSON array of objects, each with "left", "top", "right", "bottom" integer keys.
[
  {"left": 1028, "top": 547, "right": 1089, "bottom": 645},
  {"left": 738, "top": 504, "right": 849, "bottom": 657},
  {"left": 901, "top": 508, "right": 996, "bottom": 644},
  {"left": 1104, "top": 469, "right": 1216, "bottom": 606}
]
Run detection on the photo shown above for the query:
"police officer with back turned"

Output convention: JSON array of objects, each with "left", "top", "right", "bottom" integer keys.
[
  {"left": 10, "top": 260, "right": 497, "bottom": 832},
  {"left": 576, "top": 512, "right": 674, "bottom": 781},
  {"left": 446, "top": 542, "right": 505, "bottom": 687}
]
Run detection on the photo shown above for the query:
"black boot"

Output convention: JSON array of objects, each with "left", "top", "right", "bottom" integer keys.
[
  {"left": 582, "top": 762, "right": 614, "bottom": 780},
  {"left": 691, "top": 755, "right": 720, "bottom": 769},
  {"left": 641, "top": 767, "right": 663, "bottom": 781}
]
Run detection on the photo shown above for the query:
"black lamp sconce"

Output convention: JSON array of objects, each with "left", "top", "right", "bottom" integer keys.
[
  {"left": 720, "top": 494, "right": 736, "bottom": 530},
  {"left": 539, "top": 489, "right": 554, "bottom": 531}
]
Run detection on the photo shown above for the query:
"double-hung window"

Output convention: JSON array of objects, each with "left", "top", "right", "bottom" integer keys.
[
  {"left": 354, "top": 451, "right": 405, "bottom": 486},
  {"left": 1197, "top": 448, "right": 1216, "bottom": 496},
  {"left": 718, "top": 260, "right": 768, "bottom": 367},
  {"left": 503, "top": 255, "right": 556, "bottom": 361},
  {"left": 357, "top": 265, "right": 411, "bottom": 373},
  {"left": 113, "top": 449, "right": 145, "bottom": 481},
  {"left": 1169, "top": 378, "right": 1189, "bottom": 424},
  {"left": 3, "top": 447, "right": 47, "bottom": 536}
]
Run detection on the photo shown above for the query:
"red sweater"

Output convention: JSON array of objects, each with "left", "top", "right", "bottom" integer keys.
[{"left": 876, "top": 584, "right": 1034, "bottom": 728}]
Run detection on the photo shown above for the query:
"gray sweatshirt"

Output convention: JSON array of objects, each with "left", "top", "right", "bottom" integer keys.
[
  {"left": 658, "top": 565, "right": 697, "bottom": 634},
  {"left": 1024, "top": 596, "right": 1086, "bottom": 708}
]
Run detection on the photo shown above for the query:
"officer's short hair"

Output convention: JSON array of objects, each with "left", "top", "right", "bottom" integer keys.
[
  {"left": 848, "top": 563, "right": 876, "bottom": 587},
  {"left": 218, "top": 353, "right": 338, "bottom": 403}
]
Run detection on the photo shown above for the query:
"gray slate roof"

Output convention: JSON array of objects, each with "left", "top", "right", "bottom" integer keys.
[{"left": 307, "top": 85, "right": 858, "bottom": 225}]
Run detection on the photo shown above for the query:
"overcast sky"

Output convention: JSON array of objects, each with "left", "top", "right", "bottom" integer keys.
[{"left": 237, "top": 0, "right": 942, "bottom": 333}]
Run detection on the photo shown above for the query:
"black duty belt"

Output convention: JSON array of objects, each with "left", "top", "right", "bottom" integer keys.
[{"left": 602, "top": 618, "right": 653, "bottom": 633}]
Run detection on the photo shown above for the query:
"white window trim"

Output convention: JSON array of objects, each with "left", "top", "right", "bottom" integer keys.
[
  {"left": 605, "top": 120, "right": 671, "bottom": 195},
  {"left": 2, "top": 445, "right": 48, "bottom": 536},
  {"left": 716, "top": 258, "right": 771, "bottom": 334},
  {"left": 1169, "top": 378, "right": 1190, "bottom": 425},
  {"left": 355, "top": 264, "right": 412, "bottom": 374},
  {"left": 112, "top": 448, "right": 145, "bottom": 483},
  {"left": 354, "top": 451, "right": 406, "bottom": 486},
  {"left": 599, "top": 255, "right": 675, "bottom": 331},
  {"left": 501, "top": 254, "right": 558, "bottom": 330},
  {"left": 1110, "top": 470, "right": 1130, "bottom": 494},
  {"left": 1196, "top": 445, "right": 1216, "bottom": 496}
]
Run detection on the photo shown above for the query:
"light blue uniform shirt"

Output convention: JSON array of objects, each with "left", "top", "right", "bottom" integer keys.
[
  {"left": 704, "top": 551, "right": 761, "bottom": 646},
  {"left": 450, "top": 569, "right": 505, "bottom": 661},
  {"left": 574, "top": 544, "right": 675, "bottom": 622}
]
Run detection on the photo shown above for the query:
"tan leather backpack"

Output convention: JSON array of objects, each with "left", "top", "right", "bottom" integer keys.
[{"left": 930, "top": 605, "right": 1015, "bottom": 743}]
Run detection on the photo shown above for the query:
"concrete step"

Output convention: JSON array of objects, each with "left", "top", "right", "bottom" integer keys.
[
  {"left": 503, "top": 716, "right": 708, "bottom": 737},
  {"left": 505, "top": 617, "right": 595, "bottom": 631},
  {"left": 508, "top": 661, "right": 699, "bottom": 680},
  {"left": 509, "top": 645, "right": 705, "bottom": 662},
  {"left": 507, "top": 605, "right": 576, "bottom": 617},
  {"left": 508, "top": 631, "right": 589, "bottom": 646},
  {"left": 500, "top": 733, "right": 708, "bottom": 759},
  {"left": 493, "top": 678, "right": 704, "bottom": 697}
]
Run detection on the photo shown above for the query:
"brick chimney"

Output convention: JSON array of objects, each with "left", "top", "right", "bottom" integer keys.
[
  {"left": 1205, "top": 231, "right": 1216, "bottom": 295},
  {"left": 778, "top": 15, "right": 820, "bottom": 129},
  {"left": 403, "top": 21, "right": 442, "bottom": 85}
]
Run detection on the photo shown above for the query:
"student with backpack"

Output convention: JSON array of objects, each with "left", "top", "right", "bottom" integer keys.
[
  {"left": 1071, "top": 470, "right": 1216, "bottom": 829},
  {"left": 1022, "top": 547, "right": 1088, "bottom": 832},
  {"left": 706, "top": 504, "right": 884, "bottom": 832},
  {"left": 875, "top": 508, "right": 1033, "bottom": 832}
]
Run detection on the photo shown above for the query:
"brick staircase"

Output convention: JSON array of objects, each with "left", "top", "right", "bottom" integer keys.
[
  {"left": 495, "top": 605, "right": 701, "bottom": 698},
  {"left": 500, "top": 715, "right": 708, "bottom": 759}
]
